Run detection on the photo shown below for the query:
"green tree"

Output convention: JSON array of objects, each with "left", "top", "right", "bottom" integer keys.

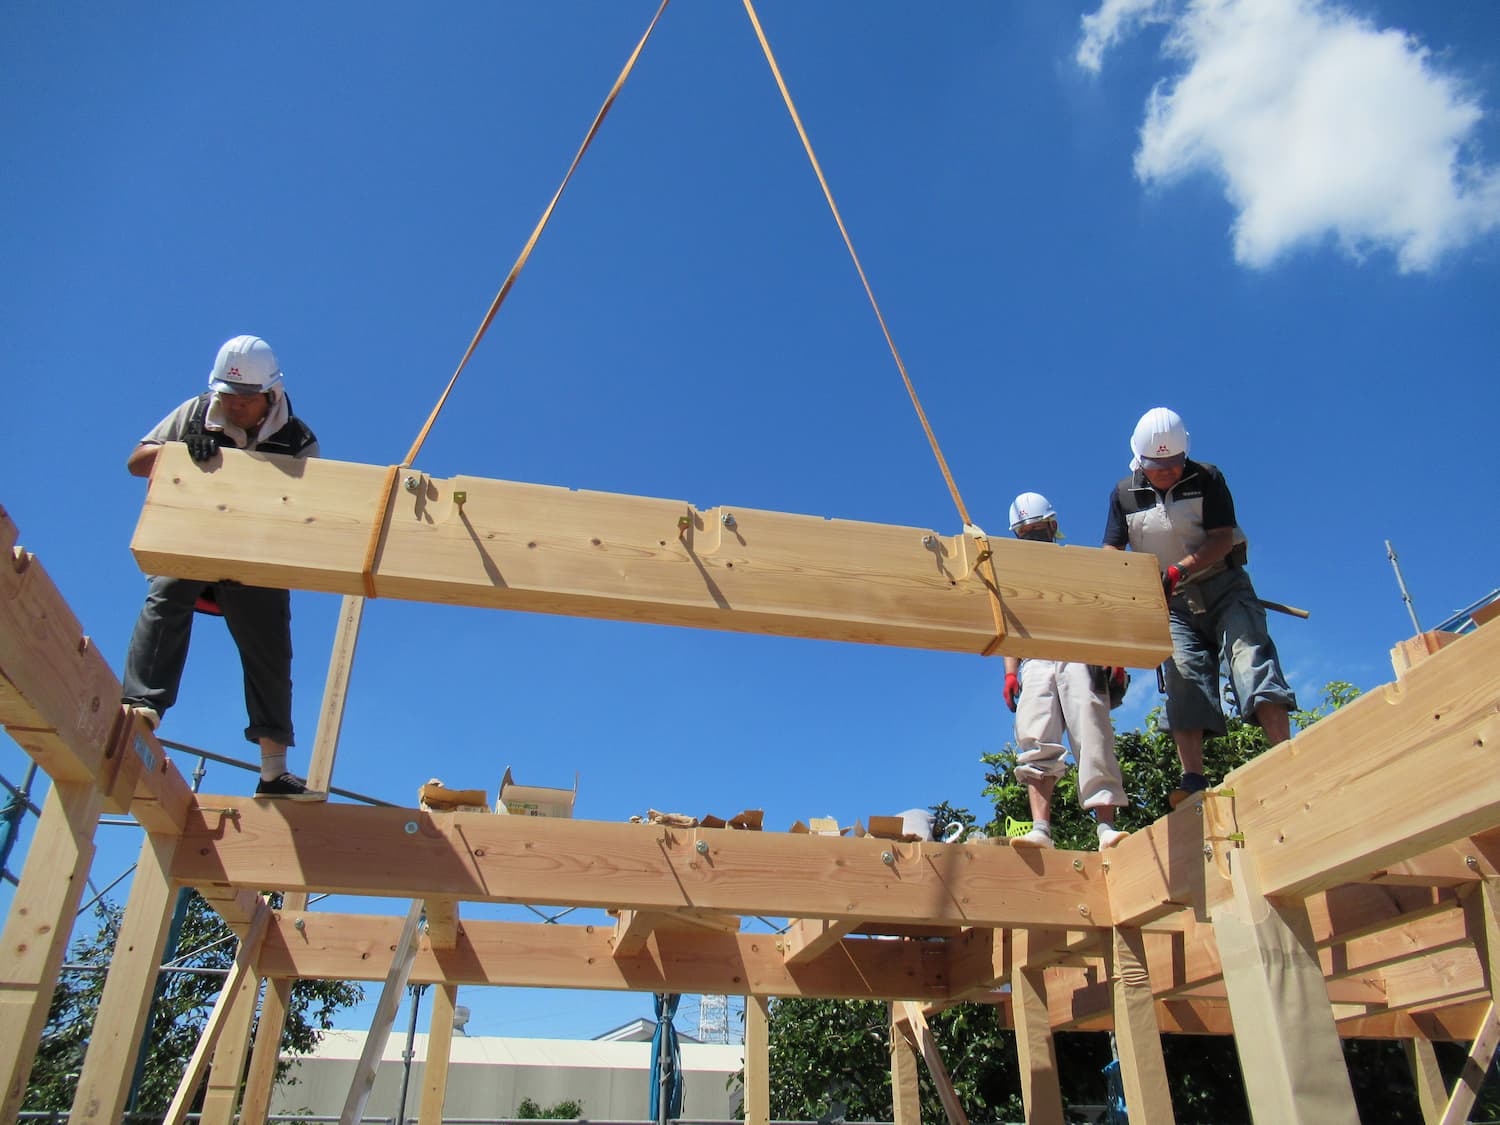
[
  {"left": 515, "top": 1095, "right": 584, "bottom": 1118},
  {"left": 25, "top": 890, "right": 363, "bottom": 1113}
]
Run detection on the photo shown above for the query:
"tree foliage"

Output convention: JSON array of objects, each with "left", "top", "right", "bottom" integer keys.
[
  {"left": 26, "top": 889, "right": 363, "bottom": 1114},
  {"left": 763, "top": 684, "right": 1500, "bottom": 1122},
  {"left": 515, "top": 1095, "right": 585, "bottom": 1118}
]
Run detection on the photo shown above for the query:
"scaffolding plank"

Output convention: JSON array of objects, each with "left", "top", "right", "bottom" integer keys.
[{"left": 131, "top": 445, "right": 1170, "bottom": 666}]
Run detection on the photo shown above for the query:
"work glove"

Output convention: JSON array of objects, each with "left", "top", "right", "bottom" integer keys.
[
  {"left": 1108, "top": 666, "right": 1129, "bottom": 710},
  {"left": 1003, "top": 672, "right": 1021, "bottom": 713},
  {"left": 1162, "top": 565, "right": 1185, "bottom": 599},
  {"left": 183, "top": 423, "right": 220, "bottom": 463}
]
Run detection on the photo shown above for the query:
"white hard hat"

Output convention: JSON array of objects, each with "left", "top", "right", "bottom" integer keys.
[
  {"left": 1009, "top": 491, "right": 1056, "bottom": 532},
  {"left": 1129, "top": 406, "right": 1189, "bottom": 470},
  {"left": 208, "top": 335, "right": 284, "bottom": 395}
]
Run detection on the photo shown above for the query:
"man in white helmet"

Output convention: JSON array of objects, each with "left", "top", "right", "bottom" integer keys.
[
  {"left": 121, "top": 335, "right": 323, "bottom": 800},
  {"left": 1103, "top": 407, "right": 1296, "bottom": 806},
  {"left": 1003, "top": 492, "right": 1130, "bottom": 851}
]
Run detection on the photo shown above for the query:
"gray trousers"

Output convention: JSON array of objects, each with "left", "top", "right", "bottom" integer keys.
[{"left": 122, "top": 575, "right": 296, "bottom": 746}]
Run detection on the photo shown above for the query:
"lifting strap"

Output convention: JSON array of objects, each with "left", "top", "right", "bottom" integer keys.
[
  {"left": 359, "top": 0, "right": 672, "bottom": 597},
  {"left": 740, "top": 0, "right": 1007, "bottom": 653}
]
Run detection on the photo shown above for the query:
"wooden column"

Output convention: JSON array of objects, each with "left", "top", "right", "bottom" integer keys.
[
  {"left": 416, "top": 983, "right": 458, "bottom": 1125},
  {"left": 1403, "top": 1035, "right": 1445, "bottom": 1125},
  {"left": 1441, "top": 881, "right": 1500, "bottom": 1124},
  {"left": 897, "top": 1001, "right": 969, "bottom": 1125},
  {"left": 888, "top": 1002, "right": 920, "bottom": 1125},
  {"left": 67, "top": 833, "right": 179, "bottom": 1125},
  {"left": 198, "top": 968, "right": 263, "bottom": 1125},
  {"left": 163, "top": 902, "right": 271, "bottom": 1125},
  {"left": 1212, "top": 853, "right": 1358, "bottom": 1124},
  {"left": 1107, "top": 926, "right": 1174, "bottom": 1123},
  {"left": 0, "top": 780, "right": 104, "bottom": 1118},
  {"left": 239, "top": 977, "right": 293, "bottom": 1125},
  {"left": 1011, "top": 930, "right": 1065, "bottom": 1125},
  {"left": 1438, "top": 1004, "right": 1500, "bottom": 1125},
  {"left": 744, "top": 995, "right": 770, "bottom": 1125}
]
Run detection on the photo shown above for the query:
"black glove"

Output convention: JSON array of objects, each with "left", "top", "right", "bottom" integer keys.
[{"left": 184, "top": 423, "right": 220, "bottom": 463}]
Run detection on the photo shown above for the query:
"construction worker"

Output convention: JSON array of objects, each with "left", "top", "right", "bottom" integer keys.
[
  {"left": 1003, "top": 492, "right": 1130, "bottom": 851},
  {"left": 1103, "top": 407, "right": 1296, "bottom": 805},
  {"left": 121, "top": 335, "right": 324, "bottom": 800}
]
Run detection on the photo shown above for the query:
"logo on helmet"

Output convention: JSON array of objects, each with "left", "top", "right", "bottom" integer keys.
[{"left": 227, "top": 367, "right": 240, "bottom": 378}]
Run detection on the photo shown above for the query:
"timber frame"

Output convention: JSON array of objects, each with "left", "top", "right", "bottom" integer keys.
[{"left": 5, "top": 493, "right": 1500, "bottom": 1124}]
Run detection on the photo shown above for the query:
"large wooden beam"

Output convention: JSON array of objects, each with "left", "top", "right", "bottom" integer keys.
[
  {"left": 1227, "top": 623, "right": 1500, "bottom": 899},
  {"left": 172, "top": 802, "right": 1110, "bottom": 929},
  {"left": 131, "top": 445, "right": 1170, "bottom": 666},
  {"left": 259, "top": 912, "right": 950, "bottom": 1000}
]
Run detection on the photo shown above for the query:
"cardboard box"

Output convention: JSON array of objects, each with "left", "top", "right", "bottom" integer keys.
[
  {"left": 418, "top": 780, "right": 490, "bottom": 814},
  {"left": 497, "top": 766, "right": 578, "bottom": 819}
]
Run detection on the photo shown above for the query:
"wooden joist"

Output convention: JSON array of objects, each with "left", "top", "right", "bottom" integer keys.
[{"left": 130, "top": 445, "right": 1170, "bottom": 666}]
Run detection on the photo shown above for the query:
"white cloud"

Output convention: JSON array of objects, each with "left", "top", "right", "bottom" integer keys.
[
  {"left": 1077, "top": 0, "right": 1174, "bottom": 74},
  {"left": 1080, "top": 0, "right": 1500, "bottom": 271}
]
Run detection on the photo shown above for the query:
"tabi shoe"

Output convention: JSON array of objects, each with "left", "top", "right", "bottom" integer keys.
[
  {"left": 255, "top": 772, "right": 327, "bottom": 802},
  {"left": 1010, "top": 827, "right": 1055, "bottom": 850},
  {"left": 1168, "top": 771, "right": 1210, "bottom": 809},
  {"left": 129, "top": 704, "right": 160, "bottom": 731},
  {"left": 1095, "top": 824, "right": 1129, "bottom": 850}
]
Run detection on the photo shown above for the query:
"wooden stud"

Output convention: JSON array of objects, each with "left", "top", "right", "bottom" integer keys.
[
  {"left": 132, "top": 444, "right": 1170, "bottom": 666},
  {"left": 198, "top": 968, "right": 263, "bottom": 1125},
  {"left": 1010, "top": 930, "right": 1065, "bottom": 1125},
  {"left": 238, "top": 977, "right": 293, "bottom": 1125},
  {"left": 1438, "top": 1002, "right": 1500, "bottom": 1125},
  {"left": 896, "top": 1001, "right": 969, "bottom": 1125},
  {"left": 67, "top": 833, "right": 179, "bottom": 1125},
  {"left": 416, "top": 983, "right": 458, "bottom": 1125},
  {"left": 1106, "top": 926, "right": 1175, "bottom": 1123},
  {"left": 888, "top": 1002, "right": 920, "bottom": 1125},
  {"left": 1211, "top": 852, "right": 1359, "bottom": 1124},
  {"left": 744, "top": 995, "right": 770, "bottom": 1125},
  {"left": 424, "top": 897, "right": 460, "bottom": 951},
  {"left": 782, "top": 917, "right": 860, "bottom": 965},
  {"left": 308, "top": 593, "right": 365, "bottom": 792},
  {"left": 163, "top": 901, "right": 271, "bottom": 1125},
  {"left": 0, "top": 780, "right": 103, "bottom": 1119}
]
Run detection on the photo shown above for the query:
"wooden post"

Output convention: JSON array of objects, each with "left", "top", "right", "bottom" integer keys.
[
  {"left": 1440, "top": 881, "right": 1500, "bottom": 1124},
  {"left": 67, "top": 832, "right": 179, "bottom": 1125},
  {"left": 1403, "top": 1034, "right": 1445, "bottom": 1125},
  {"left": 898, "top": 1001, "right": 969, "bottom": 1125},
  {"left": 163, "top": 902, "right": 271, "bottom": 1125},
  {"left": 239, "top": 977, "right": 293, "bottom": 1125},
  {"left": 1438, "top": 1003, "right": 1500, "bottom": 1125},
  {"left": 744, "top": 995, "right": 770, "bottom": 1125},
  {"left": 416, "top": 983, "right": 459, "bottom": 1125},
  {"left": 0, "top": 780, "right": 104, "bottom": 1119},
  {"left": 1011, "top": 931, "right": 1065, "bottom": 1125},
  {"left": 198, "top": 968, "right": 263, "bottom": 1125},
  {"left": 1106, "top": 926, "right": 1175, "bottom": 1123},
  {"left": 1211, "top": 852, "right": 1358, "bottom": 1124},
  {"left": 888, "top": 1002, "right": 920, "bottom": 1125}
]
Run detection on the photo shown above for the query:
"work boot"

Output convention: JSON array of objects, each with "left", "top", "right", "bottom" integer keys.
[
  {"left": 255, "top": 772, "right": 327, "bottom": 802},
  {"left": 1010, "top": 826, "right": 1054, "bottom": 850},
  {"left": 1168, "top": 772, "right": 1210, "bottom": 809}
]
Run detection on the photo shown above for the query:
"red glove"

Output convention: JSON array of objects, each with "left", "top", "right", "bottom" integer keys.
[
  {"left": 1003, "top": 672, "right": 1021, "bottom": 712},
  {"left": 1162, "top": 565, "right": 1185, "bottom": 598}
]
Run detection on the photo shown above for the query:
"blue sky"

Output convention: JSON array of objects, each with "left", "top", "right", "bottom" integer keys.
[{"left": 3, "top": 0, "right": 1499, "bottom": 1054}]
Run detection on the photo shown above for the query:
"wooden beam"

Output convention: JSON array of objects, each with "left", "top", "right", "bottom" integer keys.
[
  {"left": 239, "top": 977, "right": 292, "bottom": 1125},
  {"left": 67, "top": 833, "right": 179, "bottom": 1125},
  {"left": 132, "top": 445, "right": 1170, "bottom": 666},
  {"left": 889, "top": 1002, "right": 920, "bottom": 1125},
  {"left": 260, "top": 912, "right": 949, "bottom": 1000},
  {"left": 1211, "top": 854, "right": 1359, "bottom": 1124},
  {"left": 945, "top": 926, "right": 1010, "bottom": 1001},
  {"left": 896, "top": 1001, "right": 969, "bottom": 1125},
  {"left": 1404, "top": 1034, "right": 1446, "bottom": 1125},
  {"left": 163, "top": 901, "right": 271, "bottom": 1125},
  {"left": 1439, "top": 1002, "right": 1500, "bottom": 1125},
  {"left": 172, "top": 803, "right": 1110, "bottom": 930},
  {"left": 1107, "top": 926, "right": 1175, "bottom": 1124},
  {"left": 744, "top": 995, "right": 770, "bottom": 1125},
  {"left": 417, "top": 983, "right": 458, "bottom": 1125},
  {"left": 1104, "top": 801, "right": 1225, "bottom": 926},
  {"left": 1010, "top": 930, "right": 1065, "bottom": 1125},
  {"left": 0, "top": 781, "right": 103, "bottom": 1119},
  {"left": 1226, "top": 623, "right": 1500, "bottom": 899}
]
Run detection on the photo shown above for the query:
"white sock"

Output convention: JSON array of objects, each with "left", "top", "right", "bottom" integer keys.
[
  {"left": 260, "top": 750, "right": 288, "bottom": 782},
  {"left": 1032, "top": 820, "right": 1052, "bottom": 836}
]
